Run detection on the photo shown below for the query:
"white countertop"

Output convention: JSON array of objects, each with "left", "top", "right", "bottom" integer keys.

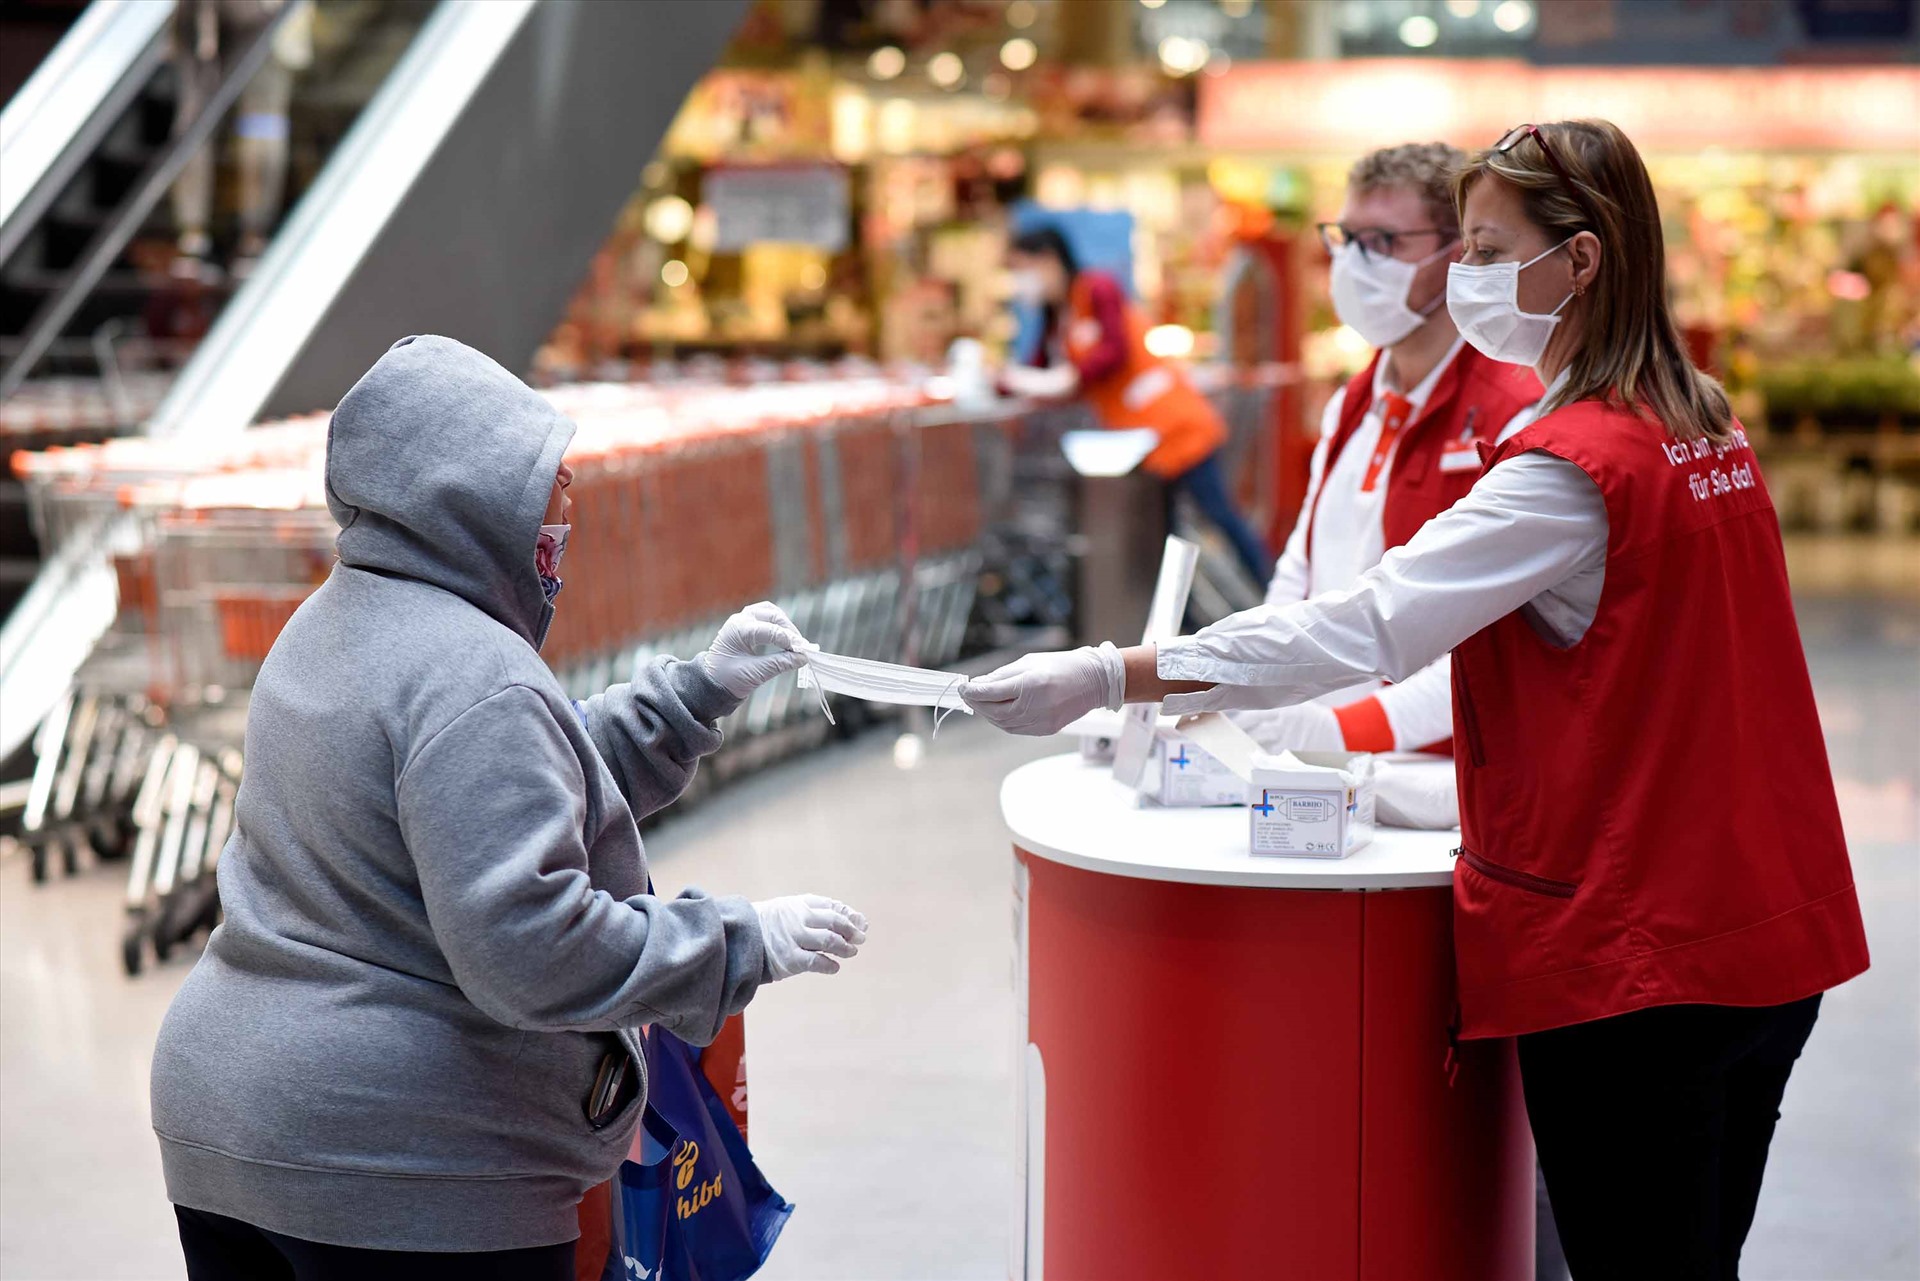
[{"left": 1001, "top": 753, "right": 1460, "bottom": 890}]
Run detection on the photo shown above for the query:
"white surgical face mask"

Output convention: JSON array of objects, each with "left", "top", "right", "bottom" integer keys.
[
  {"left": 1446, "top": 237, "right": 1579, "bottom": 369},
  {"left": 1328, "top": 239, "right": 1452, "bottom": 349},
  {"left": 796, "top": 645, "right": 972, "bottom": 720},
  {"left": 1009, "top": 268, "right": 1048, "bottom": 306}
]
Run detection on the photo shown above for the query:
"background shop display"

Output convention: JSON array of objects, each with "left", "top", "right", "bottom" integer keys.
[{"left": 531, "top": 2, "right": 1918, "bottom": 535}]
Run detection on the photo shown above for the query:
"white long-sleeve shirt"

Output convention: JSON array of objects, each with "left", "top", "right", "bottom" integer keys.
[
  {"left": 1257, "top": 344, "right": 1539, "bottom": 746},
  {"left": 1160, "top": 377, "right": 1610, "bottom": 714}
]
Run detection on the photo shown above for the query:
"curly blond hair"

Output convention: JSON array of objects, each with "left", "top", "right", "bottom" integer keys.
[{"left": 1348, "top": 142, "right": 1468, "bottom": 236}]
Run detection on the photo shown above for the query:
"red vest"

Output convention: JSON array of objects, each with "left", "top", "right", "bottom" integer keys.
[
  {"left": 1066, "top": 274, "right": 1225, "bottom": 480},
  {"left": 1310, "top": 348, "right": 1540, "bottom": 755},
  {"left": 1306, "top": 346, "right": 1542, "bottom": 559},
  {"left": 1450, "top": 402, "right": 1869, "bottom": 1039}
]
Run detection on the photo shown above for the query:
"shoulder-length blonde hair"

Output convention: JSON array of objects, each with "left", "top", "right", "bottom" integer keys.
[{"left": 1452, "top": 119, "right": 1733, "bottom": 443}]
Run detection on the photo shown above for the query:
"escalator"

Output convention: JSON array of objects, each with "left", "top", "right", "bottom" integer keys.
[
  {"left": 0, "top": 0, "right": 435, "bottom": 624},
  {"left": 1, "top": 0, "right": 749, "bottom": 766}
]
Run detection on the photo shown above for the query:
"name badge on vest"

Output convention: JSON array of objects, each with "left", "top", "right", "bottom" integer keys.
[
  {"left": 1441, "top": 408, "right": 1483, "bottom": 472},
  {"left": 1121, "top": 366, "right": 1177, "bottom": 411},
  {"left": 1068, "top": 317, "right": 1103, "bottom": 352}
]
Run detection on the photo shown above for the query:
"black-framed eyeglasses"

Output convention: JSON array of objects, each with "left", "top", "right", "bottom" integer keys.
[
  {"left": 1494, "top": 123, "right": 1595, "bottom": 225},
  {"left": 1317, "top": 222, "right": 1451, "bottom": 262}
]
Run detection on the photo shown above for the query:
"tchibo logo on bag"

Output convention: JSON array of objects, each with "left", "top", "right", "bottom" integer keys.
[{"left": 673, "top": 1139, "right": 724, "bottom": 1220}]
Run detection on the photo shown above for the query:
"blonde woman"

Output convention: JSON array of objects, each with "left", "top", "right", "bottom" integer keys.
[{"left": 965, "top": 120, "right": 1868, "bottom": 1277}]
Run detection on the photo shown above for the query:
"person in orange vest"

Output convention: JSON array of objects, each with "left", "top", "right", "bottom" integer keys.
[
  {"left": 1001, "top": 225, "right": 1272, "bottom": 585},
  {"left": 965, "top": 120, "right": 1868, "bottom": 1277},
  {"left": 1238, "top": 143, "right": 1542, "bottom": 767}
]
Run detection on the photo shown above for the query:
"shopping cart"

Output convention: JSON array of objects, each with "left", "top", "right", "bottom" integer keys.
[
  {"left": 10, "top": 444, "right": 183, "bottom": 883},
  {"left": 111, "top": 500, "right": 333, "bottom": 973},
  {"left": 6, "top": 372, "right": 1023, "bottom": 972}
]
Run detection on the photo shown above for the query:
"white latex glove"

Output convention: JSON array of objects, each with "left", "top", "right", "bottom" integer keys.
[
  {"left": 964, "top": 644, "right": 1125, "bottom": 737},
  {"left": 1375, "top": 758, "right": 1461, "bottom": 830},
  {"left": 753, "top": 894, "right": 869, "bottom": 980},
  {"left": 1230, "top": 702, "right": 1344, "bottom": 753},
  {"left": 701, "top": 602, "right": 806, "bottom": 698}
]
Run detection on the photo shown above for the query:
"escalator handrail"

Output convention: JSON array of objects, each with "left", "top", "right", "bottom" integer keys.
[
  {"left": 149, "top": 0, "right": 535, "bottom": 441},
  {"left": 0, "top": 0, "right": 174, "bottom": 268},
  {"left": 0, "top": 4, "right": 293, "bottom": 402}
]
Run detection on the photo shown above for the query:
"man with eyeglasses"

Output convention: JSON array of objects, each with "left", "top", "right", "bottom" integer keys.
[{"left": 1233, "top": 142, "right": 1543, "bottom": 768}]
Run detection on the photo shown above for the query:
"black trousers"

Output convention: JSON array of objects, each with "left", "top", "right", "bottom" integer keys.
[
  {"left": 176, "top": 1207, "right": 575, "bottom": 1281},
  {"left": 1164, "top": 451, "right": 1273, "bottom": 586},
  {"left": 1518, "top": 995, "right": 1822, "bottom": 1281}
]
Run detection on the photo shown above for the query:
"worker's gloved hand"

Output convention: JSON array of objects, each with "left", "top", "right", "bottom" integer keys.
[
  {"left": 1231, "top": 702, "right": 1343, "bottom": 753},
  {"left": 753, "top": 894, "right": 869, "bottom": 980},
  {"left": 701, "top": 602, "right": 807, "bottom": 698},
  {"left": 964, "top": 644, "right": 1125, "bottom": 736}
]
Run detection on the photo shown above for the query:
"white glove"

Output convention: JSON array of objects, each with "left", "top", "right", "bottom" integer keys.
[
  {"left": 701, "top": 602, "right": 806, "bottom": 698},
  {"left": 1374, "top": 759, "right": 1461, "bottom": 830},
  {"left": 1230, "top": 702, "right": 1344, "bottom": 753},
  {"left": 753, "top": 894, "right": 869, "bottom": 980},
  {"left": 964, "top": 644, "right": 1125, "bottom": 737}
]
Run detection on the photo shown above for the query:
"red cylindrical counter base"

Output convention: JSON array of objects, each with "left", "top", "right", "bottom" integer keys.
[{"left": 1018, "top": 849, "right": 1534, "bottom": 1281}]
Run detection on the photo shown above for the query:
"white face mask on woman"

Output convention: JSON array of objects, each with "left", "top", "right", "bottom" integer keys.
[
  {"left": 1328, "top": 239, "right": 1452, "bottom": 349},
  {"left": 1009, "top": 268, "right": 1049, "bottom": 306},
  {"left": 1446, "top": 236, "right": 1578, "bottom": 369}
]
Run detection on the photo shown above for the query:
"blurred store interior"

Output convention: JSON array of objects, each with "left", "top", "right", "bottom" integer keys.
[{"left": 0, "top": 1, "right": 1915, "bottom": 1278}]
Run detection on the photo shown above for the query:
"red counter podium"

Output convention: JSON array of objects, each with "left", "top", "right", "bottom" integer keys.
[{"left": 1003, "top": 754, "right": 1534, "bottom": 1281}]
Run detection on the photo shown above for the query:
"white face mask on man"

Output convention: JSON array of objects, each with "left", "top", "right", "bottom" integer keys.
[
  {"left": 1328, "top": 239, "right": 1453, "bottom": 349},
  {"left": 1445, "top": 237, "right": 1579, "bottom": 370}
]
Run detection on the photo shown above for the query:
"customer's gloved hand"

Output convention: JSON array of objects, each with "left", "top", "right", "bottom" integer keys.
[
  {"left": 964, "top": 644, "right": 1125, "bottom": 736},
  {"left": 1231, "top": 702, "right": 1343, "bottom": 753},
  {"left": 753, "top": 895, "right": 869, "bottom": 980},
  {"left": 701, "top": 602, "right": 807, "bottom": 698}
]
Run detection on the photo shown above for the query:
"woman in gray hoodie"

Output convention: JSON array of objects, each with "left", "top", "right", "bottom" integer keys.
[{"left": 150, "top": 335, "right": 865, "bottom": 1279}]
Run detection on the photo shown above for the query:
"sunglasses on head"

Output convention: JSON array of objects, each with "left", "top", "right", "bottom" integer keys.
[{"left": 1493, "top": 124, "right": 1596, "bottom": 226}]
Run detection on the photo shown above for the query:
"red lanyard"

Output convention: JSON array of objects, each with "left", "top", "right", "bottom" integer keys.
[{"left": 1360, "top": 391, "right": 1414, "bottom": 493}]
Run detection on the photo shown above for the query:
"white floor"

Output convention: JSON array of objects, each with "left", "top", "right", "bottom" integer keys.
[{"left": 2, "top": 585, "right": 1916, "bottom": 1281}]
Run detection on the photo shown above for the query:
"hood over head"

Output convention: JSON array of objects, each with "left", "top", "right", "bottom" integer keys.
[{"left": 325, "top": 335, "right": 575, "bottom": 647}]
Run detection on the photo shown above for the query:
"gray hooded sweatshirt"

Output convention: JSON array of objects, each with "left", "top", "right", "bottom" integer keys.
[{"left": 150, "top": 335, "right": 767, "bottom": 1251}]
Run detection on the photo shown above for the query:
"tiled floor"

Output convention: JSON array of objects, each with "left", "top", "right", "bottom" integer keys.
[{"left": 2, "top": 564, "right": 1915, "bottom": 1280}]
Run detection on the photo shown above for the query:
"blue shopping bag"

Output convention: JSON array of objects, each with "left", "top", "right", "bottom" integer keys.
[{"left": 612, "top": 1025, "right": 793, "bottom": 1281}]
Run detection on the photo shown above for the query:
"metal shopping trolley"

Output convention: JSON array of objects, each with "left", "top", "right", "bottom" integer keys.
[
  {"left": 10, "top": 375, "right": 1028, "bottom": 972},
  {"left": 11, "top": 447, "right": 177, "bottom": 882},
  {"left": 113, "top": 500, "right": 333, "bottom": 974}
]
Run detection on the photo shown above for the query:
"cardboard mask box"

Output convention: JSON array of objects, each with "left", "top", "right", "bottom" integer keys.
[
  {"left": 1248, "top": 751, "right": 1377, "bottom": 858},
  {"left": 1145, "top": 731, "right": 1248, "bottom": 808}
]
